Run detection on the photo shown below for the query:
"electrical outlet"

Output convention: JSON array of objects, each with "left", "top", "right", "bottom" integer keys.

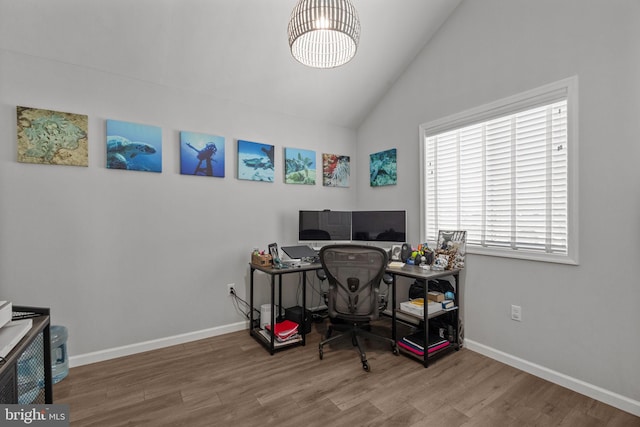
[
  {"left": 227, "top": 283, "right": 235, "bottom": 295},
  {"left": 511, "top": 304, "right": 522, "bottom": 321}
]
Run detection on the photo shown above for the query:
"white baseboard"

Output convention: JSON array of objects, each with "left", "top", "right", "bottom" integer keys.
[
  {"left": 69, "top": 321, "right": 248, "bottom": 368},
  {"left": 465, "top": 339, "right": 640, "bottom": 417}
]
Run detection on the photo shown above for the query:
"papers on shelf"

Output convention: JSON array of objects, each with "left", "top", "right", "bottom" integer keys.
[
  {"left": 0, "top": 301, "right": 12, "bottom": 329},
  {"left": 399, "top": 299, "right": 444, "bottom": 317},
  {"left": 265, "top": 320, "right": 299, "bottom": 340},
  {"left": 388, "top": 261, "right": 405, "bottom": 268},
  {"left": 258, "top": 329, "right": 302, "bottom": 347},
  {"left": 0, "top": 318, "right": 32, "bottom": 358}
]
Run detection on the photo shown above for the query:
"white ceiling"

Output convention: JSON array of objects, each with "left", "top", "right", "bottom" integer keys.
[{"left": 0, "top": 0, "right": 461, "bottom": 129}]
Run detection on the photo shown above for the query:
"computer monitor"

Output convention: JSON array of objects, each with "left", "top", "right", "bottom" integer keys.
[
  {"left": 351, "top": 210, "right": 406, "bottom": 243},
  {"left": 298, "top": 210, "right": 351, "bottom": 242}
]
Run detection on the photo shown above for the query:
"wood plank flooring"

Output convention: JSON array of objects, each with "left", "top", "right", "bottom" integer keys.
[{"left": 54, "top": 320, "right": 640, "bottom": 426}]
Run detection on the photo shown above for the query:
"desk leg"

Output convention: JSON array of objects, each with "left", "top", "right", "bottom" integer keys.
[
  {"left": 391, "top": 274, "right": 397, "bottom": 342},
  {"left": 250, "top": 267, "right": 255, "bottom": 337},
  {"left": 301, "top": 271, "right": 307, "bottom": 346},
  {"left": 270, "top": 274, "right": 276, "bottom": 355},
  {"left": 454, "top": 272, "right": 460, "bottom": 351}
]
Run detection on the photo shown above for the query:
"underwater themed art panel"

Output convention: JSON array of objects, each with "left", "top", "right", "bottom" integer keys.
[
  {"left": 284, "top": 147, "right": 316, "bottom": 185},
  {"left": 180, "top": 131, "right": 225, "bottom": 177},
  {"left": 369, "top": 148, "right": 397, "bottom": 187},
  {"left": 106, "top": 119, "right": 162, "bottom": 172},
  {"left": 322, "top": 153, "right": 350, "bottom": 187},
  {"left": 17, "top": 106, "right": 88, "bottom": 167},
  {"left": 237, "top": 140, "right": 274, "bottom": 182}
]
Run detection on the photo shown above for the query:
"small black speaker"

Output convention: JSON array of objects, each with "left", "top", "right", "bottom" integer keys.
[{"left": 400, "top": 243, "right": 411, "bottom": 262}]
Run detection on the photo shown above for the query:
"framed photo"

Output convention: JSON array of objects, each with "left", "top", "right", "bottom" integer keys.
[
  {"left": 322, "top": 153, "right": 350, "bottom": 187},
  {"left": 106, "top": 119, "right": 162, "bottom": 172},
  {"left": 369, "top": 148, "right": 397, "bottom": 187},
  {"left": 435, "top": 230, "right": 467, "bottom": 270},
  {"left": 180, "top": 131, "right": 225, "bottom": 177},
  {"left": 17, "top": 106, "right": 88, "bottom": 166},
  {"left": 237, "top": 140, "right": 274, "bottom": 182},
  {"left": 268, "top": 243, "right": 279, "bottom": 262},
  {"left": 284, "top": 147, "right": 316, "bottom": 185}
]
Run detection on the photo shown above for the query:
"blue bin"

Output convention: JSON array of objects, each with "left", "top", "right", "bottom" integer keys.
[{"left": 50, "top": 325, "right": 69, "bottom": 384}]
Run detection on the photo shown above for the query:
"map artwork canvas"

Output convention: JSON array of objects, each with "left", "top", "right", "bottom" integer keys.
[
  {"left": 237, "top": 140, "right": 274, "bottom": 182},
  {"left": 17, "top": 106, "right": 88, "bottom": 167},
  {"left": 106, "top": 119, "right": 162, "bottom": 172},
  {"left": 180, "top": 131, "right": 225, "bottom": 177},
  {"left": 284, "top": 148, "right": 316, "bottom": 185}
]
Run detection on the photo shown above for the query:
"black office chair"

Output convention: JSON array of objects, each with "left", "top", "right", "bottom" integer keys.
[{"left": 318, "top": 244, "right": 398, "bottom": 371}]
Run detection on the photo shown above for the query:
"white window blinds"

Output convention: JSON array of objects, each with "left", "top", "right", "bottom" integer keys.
[{"left": 421, "top": 78, "right": 578, "bottom": 264}]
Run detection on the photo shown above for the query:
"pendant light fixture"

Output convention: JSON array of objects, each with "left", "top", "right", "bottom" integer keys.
[{"left": 288, "top": 0, "right": 361, "bottom": 69}]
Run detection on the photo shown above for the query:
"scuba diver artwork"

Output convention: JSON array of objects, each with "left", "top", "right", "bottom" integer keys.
[
  {"left": 106, "top": 119, "right": 162, "bottom": 172},
  {"left": 179, "top": 131, "right": 225, "bottom": 177},
  {"left": 237, "top": 140, "right": 274, "bottom": 182}
]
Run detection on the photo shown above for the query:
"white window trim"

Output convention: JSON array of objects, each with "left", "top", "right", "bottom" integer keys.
[{"left": 419, "top": 76, "right": 579, "bottom": 265}]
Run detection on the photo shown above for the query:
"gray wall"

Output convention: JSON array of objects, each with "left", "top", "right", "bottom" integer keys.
[
  {"left": 0, "top": 49, "right": 357, "bottom": 356},
  {"left": 358, "top": 0, "right": 640, "bottom": 412}
]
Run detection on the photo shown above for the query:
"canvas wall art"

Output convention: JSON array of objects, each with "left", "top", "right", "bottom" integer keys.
[
  {"left": 17, "top": 106, "right": 88, "bottom": 166},
  {"left": 284, "top": 148, "right": 315, "bottom": 185},
  {"left": 370, "top": 148, "right": 397, "bottom": 187},
  {"left": 237, "top": 140, "right": 274, "bottom": 182},
  {"left": 180, "top": 131, "right": 225, "bottom": 177},
  {"left": 106, "top": 119, "right": 162, "bottom": 172},
  {"left": 322, "top": 153, "right": 350, "bottom": 187}
]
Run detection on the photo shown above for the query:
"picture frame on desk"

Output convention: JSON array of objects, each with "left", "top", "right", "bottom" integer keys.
[{"left": 268, "top": 243, "right": 279, "bottom": 262}]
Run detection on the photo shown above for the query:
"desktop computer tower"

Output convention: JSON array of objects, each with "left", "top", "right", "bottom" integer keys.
[{"left": 285, "top": 305, "right": 312, "bottom": 334}]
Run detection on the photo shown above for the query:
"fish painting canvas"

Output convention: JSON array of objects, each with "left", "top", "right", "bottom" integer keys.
[
  {"left": 284, "top": 148, "right": 315, "bottom": 185},
  {"left": 369, "top": 148, "right": 397, "bottom": 187},
  {"left": 322, "top": 153, "right": 350, "bottom": 187},
  {"left": 237, "top": 140, "right": 274, "bottom": 182},
  {"left": 17, "top": 106, "right": 88, "bottom": 166},
  {"left": 180, "top": 131, "right": 225, "bottom": 177},
  {"left": 106, "top": 120, "right": 162, "bottom": 172}
]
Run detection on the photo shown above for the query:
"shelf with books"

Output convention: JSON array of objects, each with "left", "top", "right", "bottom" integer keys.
[{"left": 386, "top": 264, "right": 462, "bottom": 368}]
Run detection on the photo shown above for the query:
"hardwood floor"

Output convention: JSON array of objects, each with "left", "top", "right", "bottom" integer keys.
[{"left": 54, "top": 320, "right": 639, "bottom": 426}]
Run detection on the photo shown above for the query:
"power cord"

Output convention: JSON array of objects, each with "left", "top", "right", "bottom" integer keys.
[{"left": 229, "top": 289, "right": 259, "bottom": 323}]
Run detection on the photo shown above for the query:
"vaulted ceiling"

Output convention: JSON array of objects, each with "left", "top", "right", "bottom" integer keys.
[{"left": 0, "top": 0, "right": 462, "bottom": 128}]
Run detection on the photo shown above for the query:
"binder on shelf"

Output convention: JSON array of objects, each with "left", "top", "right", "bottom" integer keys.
[
  {"left": 265, "top": 320, "right": 299, "bottom": 340},
  {"left": 397, "top": 330, "right": 450, "bottom": 356}
]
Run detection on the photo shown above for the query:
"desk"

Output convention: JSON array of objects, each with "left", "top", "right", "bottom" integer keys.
[
  {"left": 249, "top": 263, "right": 320, "bottom": 354},
  {"left": 386, "top": 264, "right": 461, "bottom": 367}
]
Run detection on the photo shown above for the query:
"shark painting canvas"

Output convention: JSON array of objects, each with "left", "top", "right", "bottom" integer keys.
[{"left": 106, "top": 119, "right": 162, "bottom": 172}]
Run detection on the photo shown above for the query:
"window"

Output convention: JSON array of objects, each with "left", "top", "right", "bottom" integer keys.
[{"left": 419, "top": 77, "right": 578, "bottom": 264}]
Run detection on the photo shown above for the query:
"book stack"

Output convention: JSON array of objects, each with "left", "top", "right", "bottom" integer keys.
[
  {"left": 399, "top": 298, "right": 443, "bottom": 317},
  {"left": 397, "top": 330, "right": 450, "bottom": 356},
  {"left": 264, "top": 319, "right": 300, "bottom": 343}
]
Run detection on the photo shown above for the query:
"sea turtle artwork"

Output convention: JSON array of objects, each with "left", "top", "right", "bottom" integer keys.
[
  {"left": 107, "top": 135, "right": 156, "bottom": 170},
  {"left": 105, "top": 120, "right": 162, "bottom": 172},
  {"left": 285, "top": 148, "right": 316, "bottom": 185},
  {"left": 17, "top": 106, "right": 88, "bottom": 166},
  {"left": 237, "top": 140, "right": 275, "bottom": 182},
  {"left": 369, "top": 148, "right": 397, "bottom": 187}
]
